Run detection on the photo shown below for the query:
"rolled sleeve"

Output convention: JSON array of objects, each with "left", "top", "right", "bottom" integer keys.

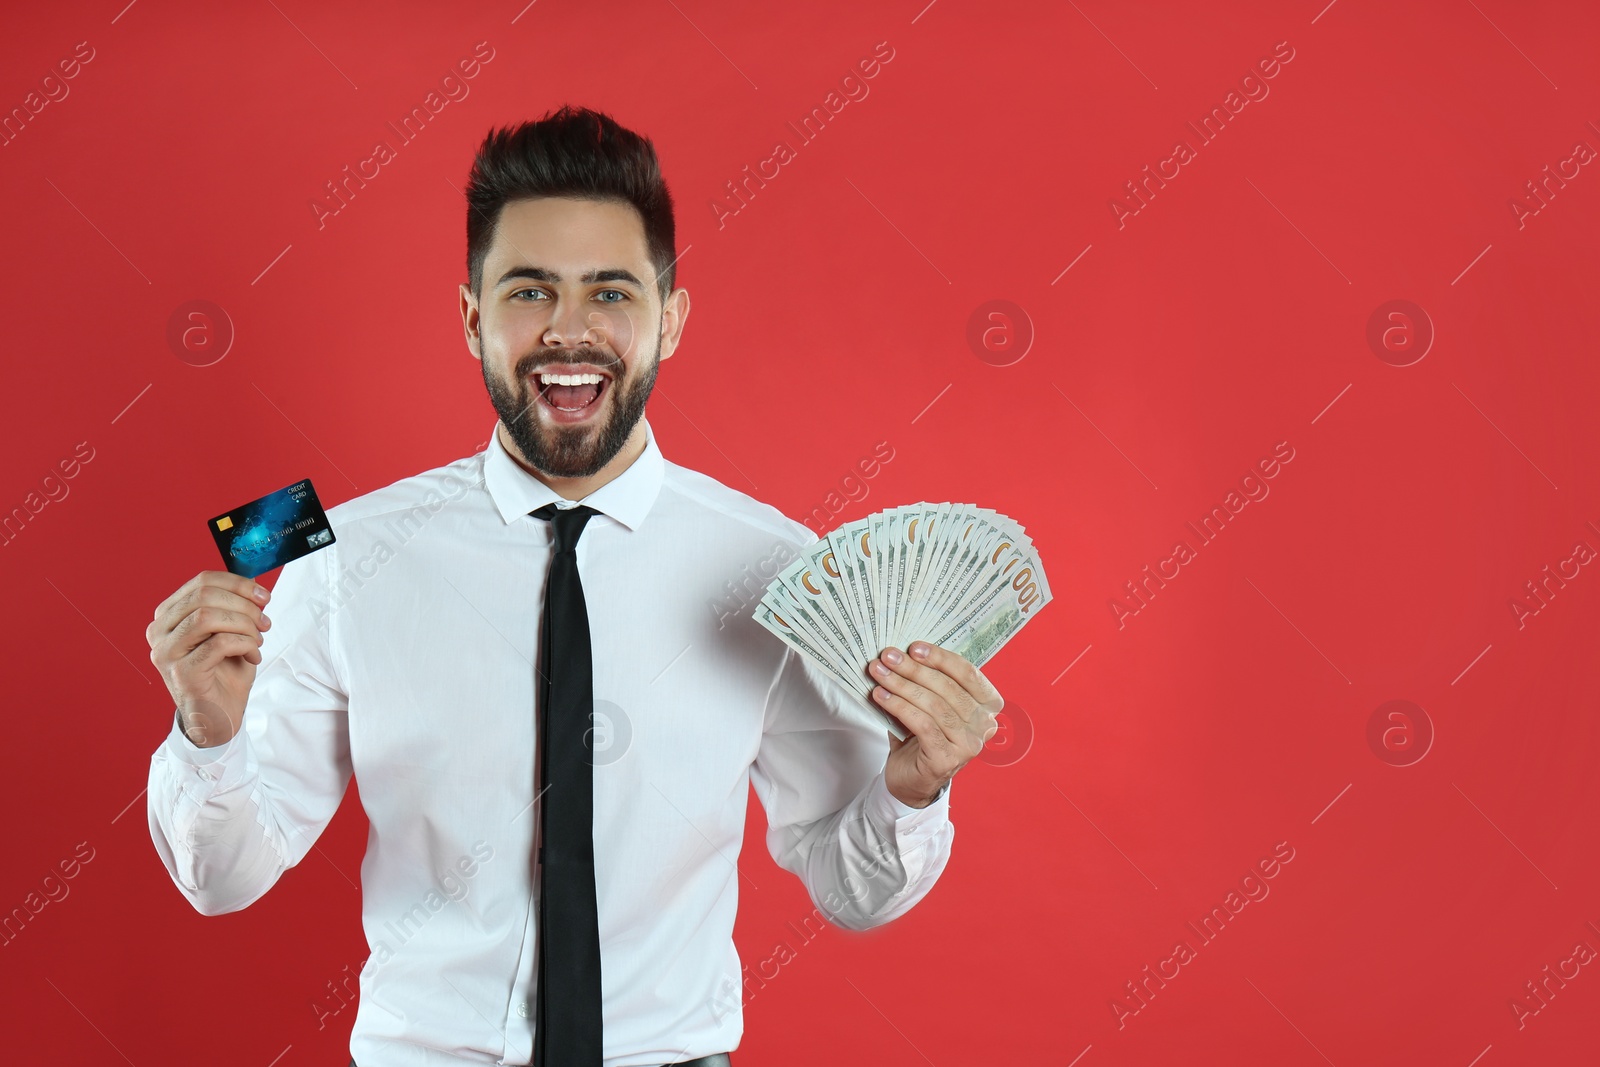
[
  {"left": 867, "top": 765, "right": 951, "bottom": 828},
  {"left": 163, "top": 707, "right": 251, "bottom": 784},
  {"left": 146, "top": 543, "right": 352, "bottom": 916},
  {"left": 752, "top": 648, "right": 955, "bottom": 932}
]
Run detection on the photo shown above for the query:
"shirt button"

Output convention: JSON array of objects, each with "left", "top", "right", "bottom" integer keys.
[{"left": 517, "top": 1001, "right": 530, "bottom": 1019}]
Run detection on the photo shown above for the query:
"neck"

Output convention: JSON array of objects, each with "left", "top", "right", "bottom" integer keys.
[{"left": 498, "top": 420, "right": 648, "bottom": 500}]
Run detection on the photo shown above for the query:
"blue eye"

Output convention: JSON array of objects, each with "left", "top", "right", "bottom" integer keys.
[{"left": 511, "top": 289, "right": 626, "bottom": 302}]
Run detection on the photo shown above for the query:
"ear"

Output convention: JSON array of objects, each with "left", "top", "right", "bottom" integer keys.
[
  {"left": 460, "top": 282, "right": 483, "bottom": 361},
  {"left": 657, "top": 286, "right": 691, "bottom": 363}
]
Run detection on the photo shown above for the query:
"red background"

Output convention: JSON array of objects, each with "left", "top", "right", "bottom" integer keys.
[{"left": 3, "top": 1, "right": 1598, "bottom": 1063}]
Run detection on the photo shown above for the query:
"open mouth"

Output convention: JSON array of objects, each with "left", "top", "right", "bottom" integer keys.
[{"left": 533, "top": 370, "right": 611, "bottom": 421}]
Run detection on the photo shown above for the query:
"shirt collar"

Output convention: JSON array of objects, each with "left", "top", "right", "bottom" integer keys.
[{"left": 484, "top": 417, "right": 665, "bottom": 532}]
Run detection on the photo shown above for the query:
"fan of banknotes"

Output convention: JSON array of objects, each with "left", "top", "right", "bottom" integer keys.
[{"left": 756, "top": 502, "right": 1051, "bottom": 739}]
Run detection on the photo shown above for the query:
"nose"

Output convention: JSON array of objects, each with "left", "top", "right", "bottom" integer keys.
[{"left": 543, "top": 298, "right": 605, "bottom": 348}]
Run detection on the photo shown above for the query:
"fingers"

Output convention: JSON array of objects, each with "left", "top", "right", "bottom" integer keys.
[
  {"left": 869, "top": 656, "right": 962, "bottom": 744},
  {"left": 152, "top": 607, "right": 266, "bottom": 671},
  {"left": 148, "top": 576, "right": 271, "bottom": 657},
  {"left": 871, "top": 683, "right": 961, "bottom": 761},
  {"left": 153, "top": 571, "right": 269, "bottom": 629},
  {"left": 873, "top": 646, "right": 971, "bottom": 722},
  {"left": 870, "top": 661, "right": 976, "bottom": 759},
  {"left": 148, "top": 582, "right": 271, "bottom": 701},
  {"left": 152, "top": 600, "right": 268, "bottom": 663},
  {"left": 185, "top": 632, "right": 264, "bottom": 672},
  {"left": 869, "top": 643, "right": 999, "bottom": 758},
  {"left": 905, "top": 641, "right": 1003, "bottom": 713}
]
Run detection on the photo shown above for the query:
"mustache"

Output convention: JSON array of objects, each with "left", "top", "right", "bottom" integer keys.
[{"left": 517, "top": 349, "right": 624, "bottom": 378}]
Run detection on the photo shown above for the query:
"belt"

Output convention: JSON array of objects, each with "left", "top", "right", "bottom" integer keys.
[{"left": 349, "top": 1054, "right": 730, "bottom": 1066}]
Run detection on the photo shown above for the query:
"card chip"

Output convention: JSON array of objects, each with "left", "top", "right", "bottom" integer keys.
[{"left": 216, "top": 516, "right": 233, "bottom": 531}]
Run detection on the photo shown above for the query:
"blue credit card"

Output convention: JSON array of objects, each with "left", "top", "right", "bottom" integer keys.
[{"left": 208, "top": 477, "right": 336, "bottom": 579}]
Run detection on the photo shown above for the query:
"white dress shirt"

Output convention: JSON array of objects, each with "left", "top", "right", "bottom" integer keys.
[{"left": 147, "top": 418, "right": 954, "bottom": 1067}]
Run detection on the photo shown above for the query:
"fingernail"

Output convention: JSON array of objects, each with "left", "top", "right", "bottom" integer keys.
[
  {"left": 882, "top": 647, "right": 903, "bottom": 665},
  {"left": 910, "top": 642, "right": 930, "bottom": 658},
  {"left": 260, "top": 613, "right": 272, "bottom": 628},
  {"left": 873, "top": 686, "right": 889, "bottom": 701},
  {"left": 253, "top": 585, "right": 270, "bottom": 603},
  {"left": 870, "top": 661, "right": 889, "bottom": 676}
]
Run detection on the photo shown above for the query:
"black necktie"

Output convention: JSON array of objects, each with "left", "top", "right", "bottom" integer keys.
[{"left": 531, "top": 502, "right": 603, "bottom": 1067}]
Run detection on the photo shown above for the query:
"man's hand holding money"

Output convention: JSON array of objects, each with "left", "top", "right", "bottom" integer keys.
[
  {"left": 870, "top": 640, "right": 1003, "bottom": 808},
  {"left": 754, "top": 502, "right": 1050, "bottom": 805}
]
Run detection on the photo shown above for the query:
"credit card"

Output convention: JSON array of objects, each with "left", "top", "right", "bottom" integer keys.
[{"left": 208, "top": 477, "right": 336, "bottom": 579}]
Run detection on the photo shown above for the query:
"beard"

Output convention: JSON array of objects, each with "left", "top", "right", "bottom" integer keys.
[{"left": 480, "top": 329, "right": 660, "bottom": 479}]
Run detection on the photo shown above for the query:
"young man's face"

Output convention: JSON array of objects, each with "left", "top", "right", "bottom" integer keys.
[{"left": 462, "top": 196, "right": 687, "bottom": 479}]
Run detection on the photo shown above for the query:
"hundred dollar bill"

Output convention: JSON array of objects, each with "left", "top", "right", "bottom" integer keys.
[{"left": 825, "top": 523, "right": 874, "bottom": 658}]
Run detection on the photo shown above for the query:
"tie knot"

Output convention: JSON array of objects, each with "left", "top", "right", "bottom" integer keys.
[{"left": 533, "top": 503, "right": 598, "bottom": 554}]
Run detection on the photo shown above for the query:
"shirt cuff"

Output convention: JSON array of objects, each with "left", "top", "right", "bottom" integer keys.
[
  {"left": 866, "top": 769, "right": 952, "bottom": 834},
  {"left": 163, "top": 707, "right": 249, "bottom": 785}
]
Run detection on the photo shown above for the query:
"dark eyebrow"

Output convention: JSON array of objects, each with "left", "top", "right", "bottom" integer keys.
[{"left": 495, "top": 266, "right": 646, "bottom": 290}]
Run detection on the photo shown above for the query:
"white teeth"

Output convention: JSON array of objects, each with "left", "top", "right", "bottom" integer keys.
[{"left": 538, "top": 372, "right": 605, "bottom": 386}]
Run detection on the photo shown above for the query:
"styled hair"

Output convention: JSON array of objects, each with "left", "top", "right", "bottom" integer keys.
[{"left": 464, "top": 105, "right": 677, "bottom": 304}]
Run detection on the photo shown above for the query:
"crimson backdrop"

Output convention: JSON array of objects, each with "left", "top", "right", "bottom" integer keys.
[{"left": 3, "top": 1, "right": 1598, "bottom": 1064}]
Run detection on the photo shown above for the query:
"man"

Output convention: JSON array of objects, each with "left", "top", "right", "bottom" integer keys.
[{"left": 146, "top": 105, "right": 1004, "bottom": 1067}]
